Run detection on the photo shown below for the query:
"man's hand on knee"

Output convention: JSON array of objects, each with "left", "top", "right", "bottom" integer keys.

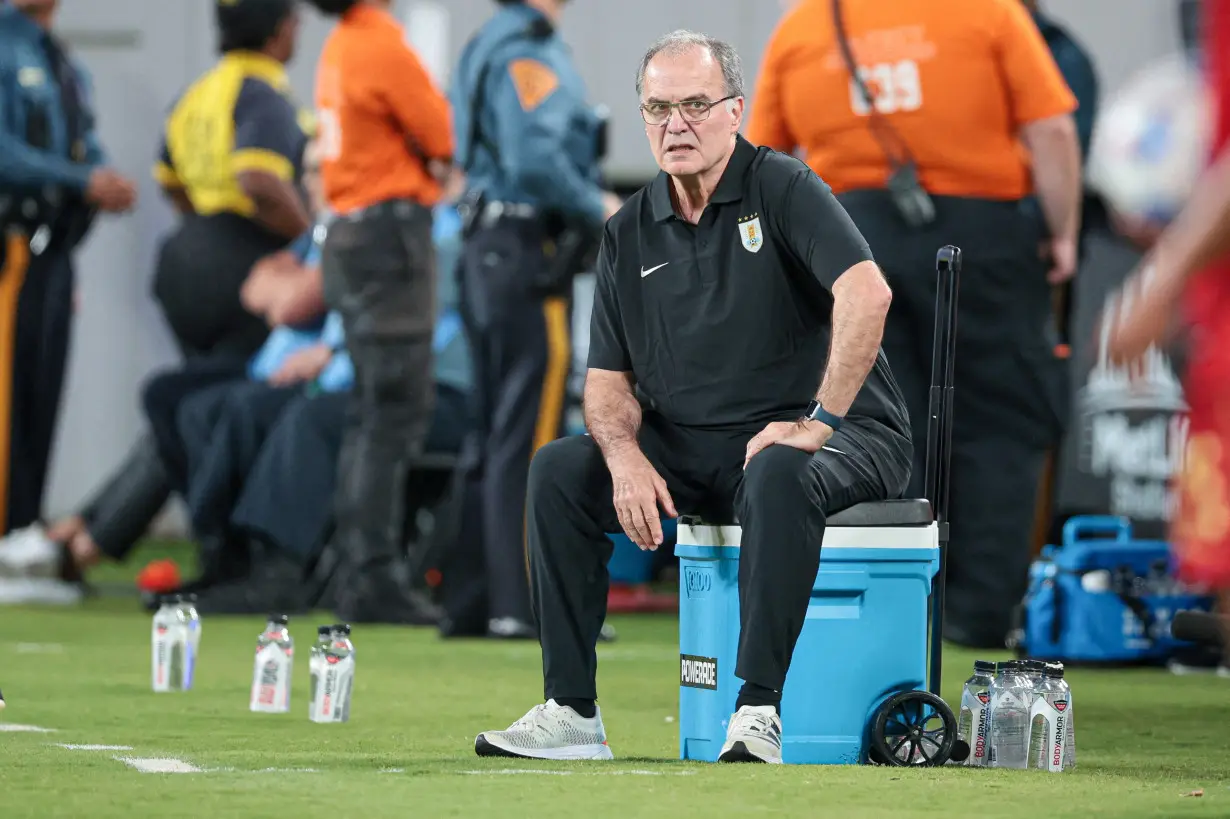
[
  {"left": 744, "top": 420, "right": 834, "bottom": 469},
  {"left": 607, "top": 449, "right": 677, "bottom": 550}
]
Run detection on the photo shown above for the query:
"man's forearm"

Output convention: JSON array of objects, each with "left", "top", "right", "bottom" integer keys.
[
  {"left": 1154, "top": 150, "right": 1230, "bottom": 289},
  {"left": 1022, "top": 115, "right": 1081, "bottom": 241},
  {"left": 816, "top": 270, "right": 891, "bottom": 417},
  {"left": 583, "top": 372, "right": 643, "bottom": 461}
]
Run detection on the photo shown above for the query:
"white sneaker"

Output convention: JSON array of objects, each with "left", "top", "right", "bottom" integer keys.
[
  {"left": 475, "top": 699, "right": 614, "bottom": 760},
  {"left": 718, "top": 705, "right": 784, "bottom": 764},
  {"left": 0, "top": 526, "right": 61, "bottom": 579},
  {"left": 0, "top": 577, "right": 83, "bottom": 605}
]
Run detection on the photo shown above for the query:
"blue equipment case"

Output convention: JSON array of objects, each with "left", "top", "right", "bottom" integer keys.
[{"left": 1014, "top": 515, "right": 1216, "bottom": 664}]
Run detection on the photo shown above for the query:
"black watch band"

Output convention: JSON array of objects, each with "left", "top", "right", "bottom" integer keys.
[{"left": 804, "top": 400, "right": 843, "bottom": 431}]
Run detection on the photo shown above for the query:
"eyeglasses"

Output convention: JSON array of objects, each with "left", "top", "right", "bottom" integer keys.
[{"left": 639, "top": 95, "right": 738, "bottom": 126}]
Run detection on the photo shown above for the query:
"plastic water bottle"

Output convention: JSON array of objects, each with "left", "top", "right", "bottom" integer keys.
[
  {"left": 1053, "top": 663, "right": 1076, "bottom": 769},
  {"left": 958, "top": 660, "right": 995, "bottom": 767},
  {"left": 177, "top": 594, "right": 201, "bottom": 691},
  {"left": 249, "top": 615, "right": 294, "bottom": 713},
  {"left": 308, "top": 625, "right": 332, "bottom": 721},
  {"left": 154, "top": 594, "right": 193, "bottom": 692},
  {"left": 989, "top": 660, "right": 1031, "bottom": 769},
  {"left": 151, "top": 597, "right": 175, "bottom": 692},
  {"left": 1021, "top": 660, "right": 1046, "bottom": 697},
  {"left": 1027, "top": 663, "right": 1069, "bottom": 771},
  {"left": 311, "top": 624, "right": 354, "bottom": 723}
]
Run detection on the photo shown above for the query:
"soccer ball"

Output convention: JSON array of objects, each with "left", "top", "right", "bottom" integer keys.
[{"left": 1087, "top": 53, "right": 1211, "bottom": 226}]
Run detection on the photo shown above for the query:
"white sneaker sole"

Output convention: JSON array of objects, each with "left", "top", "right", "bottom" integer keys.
[{"left": 474, "top": 733, "right": 614, "bottom": 761}]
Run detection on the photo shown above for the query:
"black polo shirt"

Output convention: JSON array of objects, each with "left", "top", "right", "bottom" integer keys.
[{"left": 588, "top": 135, "right": 909, "bottom": 434}]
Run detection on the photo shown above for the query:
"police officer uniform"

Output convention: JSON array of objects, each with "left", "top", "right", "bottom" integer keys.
[
  {"left": 446, "top": 0, "right": 609, "bottom": 638},
  {"left": 0, "top": 2, "right": 112, "bottom": 534}
]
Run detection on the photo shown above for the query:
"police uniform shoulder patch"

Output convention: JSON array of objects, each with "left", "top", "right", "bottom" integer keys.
[
  {"left": 737, "top": 213, "right": 764, "bottom": 254},
  {"left": 508, "top": 58, "right": 559, "bottom": 112},
  {"left": 17, "top": 66, "right": 46, "bottom": 88}
]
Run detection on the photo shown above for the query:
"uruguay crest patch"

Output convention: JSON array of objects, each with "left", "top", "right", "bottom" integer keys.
[{"left": 738, "top": 214, "right": 763, "bottom": 253}]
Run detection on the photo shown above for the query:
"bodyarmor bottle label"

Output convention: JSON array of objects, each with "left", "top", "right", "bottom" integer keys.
[
  {"left": 973, "top": 699, "right": 990, "bottom": 764},
  {"left": 249, "top": 643, "right": 292, "bottom": 713},
  {"left": 310, "top": 653, "right": 354, "bottom": 723},
  {"left": 1050, "top": 703, "right": 1068, "bottom": 772}
]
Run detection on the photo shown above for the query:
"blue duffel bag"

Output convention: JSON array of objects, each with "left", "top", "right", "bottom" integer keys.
[{"left": 1011, "top": 515, "right": 1216, "bottom": 664}]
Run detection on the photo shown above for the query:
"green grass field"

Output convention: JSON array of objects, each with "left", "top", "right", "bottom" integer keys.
[{"left": 2, "top": 543, "right": 1228, "bottom": 819}]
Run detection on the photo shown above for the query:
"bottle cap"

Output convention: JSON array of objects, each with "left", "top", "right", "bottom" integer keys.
[
  {"left": 185, "top": 593, "right": 199, "bottom": 604},
  {"left": 269, "top": 614, "right": 289, "bottom": 626},
  {"left": 335, "top": 624, "right": 351, "bottom": 636},
  {"left": 994, "top": 660, "right": 1015, "bottom": 672},
  {"left": 973, "top": 660, "right": 996, "bottom": 673},
  {"left": 1045, "top": 662, "right": 1065, "bottom": 678},
  {"left": 172, "top": 593, "right": 185, "bottom": 603},
  {"left": 317, "top": 625, "right": 333, "bottom": 637}
]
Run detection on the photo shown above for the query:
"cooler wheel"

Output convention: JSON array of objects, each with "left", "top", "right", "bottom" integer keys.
[{"left": 868, "top": 690, "right": 958, "bottom": 767}]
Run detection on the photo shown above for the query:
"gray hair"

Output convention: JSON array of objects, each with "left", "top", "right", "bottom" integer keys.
[{"left": 635, "top": 30, "right": 745, "bottom": 99}]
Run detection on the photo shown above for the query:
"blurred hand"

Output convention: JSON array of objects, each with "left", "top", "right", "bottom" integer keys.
[
  {"left": 602, "top": 191, "right": 623, "bottom": 222},
  {"left": 85, "top": 168, "right": 137, "bottom": 213},
  {"left": 744, "top": 419, "right": 834, "bottom": 469},
  {"left": 268, "top": 344, "right": 333, "bottom": 386},
  {"left": 1042, "top": 236, "right": 1078, "bottom": 284},
  {"left": 1102, "top": 263, "right": 1181, "bottom": 367},
  {"left": 607, "top": 448, "right": 676, "bottom": 550}
]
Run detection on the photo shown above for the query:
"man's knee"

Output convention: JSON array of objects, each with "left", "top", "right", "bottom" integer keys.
[
  {"left": 527, "top": 435, "right": 602, "bottom": 500},
  {"left": 738, "top": 445, "right": 824, "bottom": 514}
]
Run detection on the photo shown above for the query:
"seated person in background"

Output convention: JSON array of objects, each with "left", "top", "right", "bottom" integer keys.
[
  {"left": 475, "top": 32, "right": 910, "bottom": 764},
  {"left": 142, "top": 215, "right": 334, "bottom": 599},
  {"left": 200, "top": 310, "right": 473, "bottom": 616},
  {"left": 147, "top": 206, "right": 473, "bottom": 616}
]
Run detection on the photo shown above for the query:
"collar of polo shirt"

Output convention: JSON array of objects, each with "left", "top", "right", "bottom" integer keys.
[{"left": 649, "top": 134, "right": 757, "bottom": 223}]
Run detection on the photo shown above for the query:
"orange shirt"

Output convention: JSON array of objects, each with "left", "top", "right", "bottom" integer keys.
[
  {"left": 746, "top": 0, "right": 1077, "bottom": 200},
  {"left": 315, "top": 4, "right": 454, "bottom": 213}
]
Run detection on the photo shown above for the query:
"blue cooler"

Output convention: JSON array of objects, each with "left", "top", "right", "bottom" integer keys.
[{"left": 676, "top": 500, "right": 939, "bottom": 764}]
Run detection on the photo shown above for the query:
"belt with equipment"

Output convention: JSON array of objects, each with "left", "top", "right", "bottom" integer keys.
[{"left": 461, "top": 197, "right": 600, "bottom": 297}]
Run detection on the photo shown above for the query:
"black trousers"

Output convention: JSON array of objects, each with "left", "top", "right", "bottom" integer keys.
[
  {"left": 153, "top": 213, "right": 279, "bottom": 359},
  {"left": 78, "top": 433, "right": 171, "bottom": 561},
  {"left": 232, "top": 384, "right": 470, "bottom": 562},
  {"left": 176, "top": 380, "right": 300, "bottom": 539},
  {"left": 1, "top": 233, "right": 73, "bottom": 535},
  {"left": 530, "top": 413, "right": 911, "bottom": 702},
  {"left": 322, "top": 200, "right": 436, "bottom": 616},
  {"left": 838, "top": 191, "right": 1068, "bottom": 645},
  {"left": 141, "top": 357, "right": 250, "bottom": 494},
  {"left": 456, "top": 218, "right": 571, "bottom": 624}
]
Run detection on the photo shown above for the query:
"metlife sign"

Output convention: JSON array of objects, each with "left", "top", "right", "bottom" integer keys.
[{"left": 1053, "top": 230, "right": 1189, "bottom": 540}]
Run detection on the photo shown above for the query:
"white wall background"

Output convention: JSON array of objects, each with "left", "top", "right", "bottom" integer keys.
[{"left": 43, "top": 0, "right": 1195, "bottom": 522}]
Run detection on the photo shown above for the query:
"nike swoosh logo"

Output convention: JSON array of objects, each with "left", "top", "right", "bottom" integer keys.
[
  {"left": 641, "top": 263, "right": 668, "bottom": 277},
  {"left": 822, "top": 445, "right": 848, "bottom": 456}
]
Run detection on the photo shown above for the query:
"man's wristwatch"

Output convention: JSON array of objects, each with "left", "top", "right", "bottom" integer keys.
[{"left": 803, "top": 400, "right": 843, "bottom": 431}]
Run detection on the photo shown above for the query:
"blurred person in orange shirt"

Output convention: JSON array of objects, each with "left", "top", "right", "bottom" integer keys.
[
  {"left": 746, "top": 0, "right": 1082, "bottom": 648},
  {"left": 306, "top": 0, "right": 453, "bottom": 625},
  {"left": 1107, "top": 0, "right": 1230, "bottom": 665}
]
